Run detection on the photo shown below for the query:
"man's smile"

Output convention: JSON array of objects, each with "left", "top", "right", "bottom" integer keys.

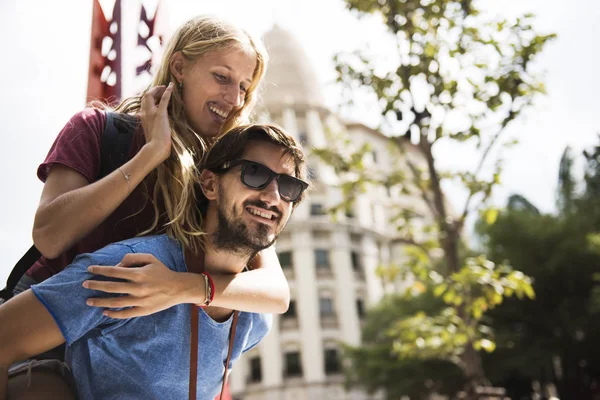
[{"left": 245, "top": 206, "right": 278, "bottom": 226}]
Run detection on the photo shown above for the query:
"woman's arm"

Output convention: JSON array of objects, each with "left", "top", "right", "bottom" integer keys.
[
  {"left": 83, "top": 246, "right": 290, "bottom": 317},
  {"left": 209, "top": 246, "right": 290, "bottom": 312},
  {"left": 33, "top": 86, "right": 173, "bottom": 259},
  {"left": 34, "top": 146, "right": 163, "bottom": 258}
]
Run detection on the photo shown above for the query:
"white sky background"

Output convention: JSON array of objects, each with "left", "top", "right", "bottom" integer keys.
[{"left": 0, "top": 0, "right": 598, "bottom": 283}]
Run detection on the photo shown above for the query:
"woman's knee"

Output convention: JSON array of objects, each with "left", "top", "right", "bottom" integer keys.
[{"left": 8, "top": 370, "right": 75, "bottom": 400}]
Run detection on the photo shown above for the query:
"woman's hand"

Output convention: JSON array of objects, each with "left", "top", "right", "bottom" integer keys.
[
  {"left": 83, "top": 253, "right": 195, "bottom": 319},
  {"left": 139, "top": 84, "right": 174, "bottom": 163}
]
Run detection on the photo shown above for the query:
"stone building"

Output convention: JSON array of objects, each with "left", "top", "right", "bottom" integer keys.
[{"left": 229, "top": 25, "right": 424, "bottom": 400}]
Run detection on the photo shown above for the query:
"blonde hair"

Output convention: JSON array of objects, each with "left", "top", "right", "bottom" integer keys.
[{"left": 115, "top": 16, "right": 269, "bottom": 253}]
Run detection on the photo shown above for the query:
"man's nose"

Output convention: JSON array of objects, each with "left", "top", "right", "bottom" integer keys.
[{"left": 259, "top": 178, "right": 281, "bottom": 206}]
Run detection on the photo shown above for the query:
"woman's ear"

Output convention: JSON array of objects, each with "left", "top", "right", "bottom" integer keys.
[
  {"left": 200, "top": 169, "right": 218, "bottom": 201},
  {"left": 169, "top": 51, "right": 185, "bottom": 85}
]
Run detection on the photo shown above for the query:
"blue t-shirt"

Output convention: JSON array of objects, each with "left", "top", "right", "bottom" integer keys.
[{"left": 31, "top": 235, "right": 272, "bottom": 400}]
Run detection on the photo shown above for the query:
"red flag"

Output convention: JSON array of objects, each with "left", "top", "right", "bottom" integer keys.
[{"left": 86, "top": 0, "right": 122, "bottom": 105}]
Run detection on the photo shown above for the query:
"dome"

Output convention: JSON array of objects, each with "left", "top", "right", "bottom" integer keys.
[{"left": 260, "top": 25, "right": 325, "bottom": 111}]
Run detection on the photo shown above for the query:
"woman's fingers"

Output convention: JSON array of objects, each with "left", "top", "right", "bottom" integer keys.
[
  {"left": 145, "top": 85, "right": 167, "bottom": 104},
  {"left": 86, "top": 296, "right": 141, "bottom": 309},
  {"left": 82, "top": 279, "right": 137, "bottom": 294},
  {"left": 141, "top": 88, "right": 159, "bottom": 112},
  {"left": 87, "top": 265, "right": 136, "bottom": 279},
  {"left": 84, "top": 254, "right": 181, "bottom": 318},
  {"left": 119, "top": 253, "right": 158, "bottom": 268},
  {"left": 157, "top": 82, "right": 174, "bottom": 114},
  {"left": 102, "top": 307, "right": 152, "bottom": 319}
]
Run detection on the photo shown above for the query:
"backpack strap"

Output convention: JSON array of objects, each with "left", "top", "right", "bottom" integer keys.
[
  {"left": 188, "top": 306, "right": 239, "bottom": 400},
  {"left": 1, "top": 111, "right": 138, "bottom": 302},
  {"left": 0, "top": 245, "right": 41, "bottom": 301},
  {"left": 98, "top": 111, "right": 138, "bottom": 179}
]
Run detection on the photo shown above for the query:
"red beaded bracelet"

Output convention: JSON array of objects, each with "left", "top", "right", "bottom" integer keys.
[
  {"left": 205, "top": 271, "right": 215, "bottom": 305},
  {"left": 199, "top": 272, "right": 215, "bottom": 308}
]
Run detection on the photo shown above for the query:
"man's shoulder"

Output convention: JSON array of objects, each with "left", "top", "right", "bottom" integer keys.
[
  {"left": 114, "top": 234, "right": 178, "bottom": 252},
  {"left": 75, "top": 235, "right": 184, "bottom": 270},
  {"left": 245, "top": 312, "right": 273, "bottom": 334},
  {"left": 236, "top": 312, "right": 272, "bottom": 353}
]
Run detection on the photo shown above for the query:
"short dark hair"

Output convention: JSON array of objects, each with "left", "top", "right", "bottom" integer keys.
[{"left": 201, "top": 124, "right": 309, "bottom": 206}]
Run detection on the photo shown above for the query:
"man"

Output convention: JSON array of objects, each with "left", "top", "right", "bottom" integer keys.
[{"left": 0, "top": 124, "right": 308, "bottom": 400}]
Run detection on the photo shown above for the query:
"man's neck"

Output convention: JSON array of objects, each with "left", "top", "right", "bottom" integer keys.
[{"left": 184, "top": 239, "right": 252, "bottom": 275}]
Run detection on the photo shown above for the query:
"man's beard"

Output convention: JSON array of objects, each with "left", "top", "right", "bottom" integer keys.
[{"left": 211, "top": 185, "right": 283, "bottom": 258}]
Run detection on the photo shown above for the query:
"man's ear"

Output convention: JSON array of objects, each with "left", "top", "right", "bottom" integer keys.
[
  {"left": 169, "top": 51, "right": 185, "bottom": 85},
  {"left": 200, "top": 169, "right": 219, "bottom": 201}
]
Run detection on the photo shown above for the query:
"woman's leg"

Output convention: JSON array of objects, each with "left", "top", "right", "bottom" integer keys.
[{"left": 7, "top": 360, "right": 77, "bottom": 400}]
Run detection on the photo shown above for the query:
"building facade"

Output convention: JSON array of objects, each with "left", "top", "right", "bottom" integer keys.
[{"left": 229, "top": 25, "right": 421, "bottom": 400}]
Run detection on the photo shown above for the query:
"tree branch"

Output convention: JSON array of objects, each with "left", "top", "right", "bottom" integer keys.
[
  {"left": 390, "top": 236, "right": 432, "bottom": 260},
  {"left": 419, "top": 133, "right": 448, "bottom": 223},
  {"left": 391, "top": 136, "right": 439, "bottom": 219},
  {"left": 459, "top": 109, "right": 518, "bottom": 227}
]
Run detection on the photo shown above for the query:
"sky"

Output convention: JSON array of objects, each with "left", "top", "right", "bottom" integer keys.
[{"left": 0, "top": 0, "right": 598, "bottom": 283}]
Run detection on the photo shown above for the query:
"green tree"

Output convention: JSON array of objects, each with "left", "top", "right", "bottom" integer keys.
[
  {"left": 557, "top": 147, "right": 576, "bottom": 213},
  {"left": 479, "top": 209, "right": 600, "bottom": 399},
  {"left": 314, "top": 0, "right": 554, "bottom": 397},
  {"left": 583, "top": 134, "right": 600, "bottom": 200},
  {"left": 477, "top": 139, "right": 600, "bottom": 399},
  {"left": 343, "top": 293, "right": 465, "bottom": 399}
]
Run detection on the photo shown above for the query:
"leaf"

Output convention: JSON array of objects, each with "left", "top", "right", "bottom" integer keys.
[
  {"left": 433, "top": 283, "right": 448, "bottom": 297},
  {"left": 523, "top": 284, "right": 536, "bottom": 300},
  {"left": 483, "top": 208, "right": 499, "bottom": 225},
  {"left": 442, "top": 290, "right": 456, "bottom": 304},
  {"left": 479, "top": 339, "right": 497, "bottom": 353},
  {"left": 413, "top": 281, "right": 427, "bottom": 294}
]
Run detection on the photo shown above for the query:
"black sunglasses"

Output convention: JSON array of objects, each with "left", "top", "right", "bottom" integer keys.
[{"left": 215, "top": 159, "right": 308, "bottom": 202}]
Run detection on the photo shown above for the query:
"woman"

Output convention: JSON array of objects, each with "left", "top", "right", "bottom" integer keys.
[{"left": 22, "top": 15, "right": 290, "bottom": 319}]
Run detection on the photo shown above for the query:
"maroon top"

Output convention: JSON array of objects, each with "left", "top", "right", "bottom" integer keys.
[{"left": 27, "top": 108, "right": 160, "bottom": 282}]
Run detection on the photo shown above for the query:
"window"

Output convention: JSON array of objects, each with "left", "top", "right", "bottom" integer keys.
[
  {"left": 298, "top": 131, "right": 309, "bottom": 145},
  {"left": 278, "top": 251, "right": 292, "bottom": 269},
  {"left": 371, "top": 204, "right": 378, "bottom": 225},
  {"left": 284, "top": 352, "right": 303, "bottom": 377},
  {"left": 372, "top": 151, "right": 378, "bottom": 164},
  {"left": 313, "top": 230, "right": 329, "bottom": 241},
  {"left": 324, "top": 349, "right": 341, "bottom": 374},
  {"left": 310, "top": 203, "right": 325, "bottom": 216},
  {"left": 249, "top": 356, "right": 262, "bottom": 383},
  {"left": 356, "top": 299, "right": 365, "bottom": 319},
  {"left": 351, "top": 251, "right": 361, "bottom": 272},
  {"left": 284, "top": 300, "right": 297, "bottom": 319},
  {"left": 308, "top": 165, "right": 318, "bottom": 181},
  {"left": 345, "top": 206, "right": 355, "bottom": 219},
  {"left": 319, "top": 297, "right": 334, "bottom": 317},
  {"left": 315, "top": 250, "right": 330, "bottom": 269}
]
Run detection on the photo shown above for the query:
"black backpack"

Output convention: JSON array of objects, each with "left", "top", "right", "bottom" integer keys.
[{"left": 0, "top": 112, "right": 138, "bottom": 302}]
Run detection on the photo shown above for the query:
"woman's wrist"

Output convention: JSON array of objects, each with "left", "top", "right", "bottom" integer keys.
[
  {"left": 177, "top": 273, "right": 208, "bottom": 305},
  {"left": 198, "top": 272, "right": 214, "bottom": 308},
  {"left": 136, "top": 142, "right": 168, "bottom": 170},
  {"left": 141, "top": 140, "right": 171, "bottom": 165}
]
